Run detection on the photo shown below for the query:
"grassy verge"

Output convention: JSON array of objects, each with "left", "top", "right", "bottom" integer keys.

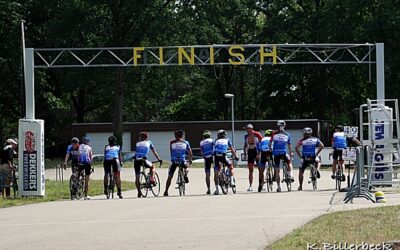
[
  {"left": 267, "top": 205, "right": 400, "bottom": 250},
  {"left": 0, "top": 179, "right": 135, "bottom": 208}
]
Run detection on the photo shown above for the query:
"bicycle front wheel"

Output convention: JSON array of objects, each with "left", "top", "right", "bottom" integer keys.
[
  {"left": 69, "top": 175, "right": 76, "bottom": 200},
  {"left": 266, "top": 165, "right": 274, "bottom": 192},
  {"left": 150, "top": 172, "right": 161, "bottom": 197},
  {"left": 139, "top": 172, "right": 149, "bottom": 198}
]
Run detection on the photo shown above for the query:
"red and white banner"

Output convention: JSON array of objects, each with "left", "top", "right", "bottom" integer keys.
[{"left": 18, "top": 119, "right": 45, "bottom": 196}]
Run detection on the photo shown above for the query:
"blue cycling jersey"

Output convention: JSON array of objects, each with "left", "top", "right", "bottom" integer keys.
[
  {"left": 67, "top": 144, "right": 79, "bottom": 161},
  {"left": 200, "top": 138, "right": 214, "bottom": 158},
  {"left": 135, "top": 140, "right": 154, "bottom": 158},
  {"left": 259, "top": 136, "right": 271, "bottom": 152},
  {"left": 214, "top": 138, "right": 232, "bottom": 154},
  {"left": 271, "top": 131, "right": 291, "bottom": 155},
  {"left": 104, "top": 145, "right": 120, "bottom": 160},
  {"left": 332, "top": 132, "right": 347, "bottom": 149},
  {"left": 170, "top": 139, "right": 191, "bottom": 162},
  {"left": 297, "top": 137, "right": 321, "bottom": 157},
  {"left": 78, "top": 144, "right": 92, "bottom": 164}
]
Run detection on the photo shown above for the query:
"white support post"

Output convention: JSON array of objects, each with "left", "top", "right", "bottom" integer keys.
[
  {"left": 231, "top": 97, "right": 235, "bottom": 149},
  {"left": 24, "top": 48, "right": 35, "bottom": 119},
  {"left": 376, "top": 43, "right": 385, "bottom": 101}
]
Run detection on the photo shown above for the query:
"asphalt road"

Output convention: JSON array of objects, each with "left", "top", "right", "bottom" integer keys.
[{"left": 1, "top": 167, "right": 399, "bottom": 250}]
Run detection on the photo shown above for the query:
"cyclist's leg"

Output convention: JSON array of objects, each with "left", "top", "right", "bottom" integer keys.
[
  {"left": 134, "top": 159, "right": 141, "bottom": 194},
  {"left": 204, "top": 157, "right": 212, "bottom": 192},
  {"left": 224, "top": 156, "right": 235, "bottom": 185},
  {"left": 164, "top": 162, "right": 177, "bottom": 195},
  {"left": 258, "top": 151, "right": 267, "bottom": 191},
  {"left": 111, "top": 160, "right": 122, "bottom": 196},
  {"left": 273, "top": 155, "right": 281, "bottom": 189},
  {"left": 213, "top": 156, "right": 222, "bottom": 193},
  {"left": 83, "top": 164, "right": 91, "bottom": 197},
  {"left": 298, "top": 160, "right": 307, "bottom": 190},
  {"left": 103, "top": 160, "right": 111, "bottom": 193},
  {"left": 145, "top": 159, "right": 155, "bottom": 183},
  {"left": 247, "top": 148, "right": 256, "bottom": 189},
  {"left": 285, "top": 154, "right": 294, "bottom": 181}
]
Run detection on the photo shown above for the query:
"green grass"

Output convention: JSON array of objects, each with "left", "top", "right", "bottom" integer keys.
[
  {"left": 267, "top": 205, "right": 400, "bottom": 250},
  {"left": 0, "top": 179, "right": 135, "bottom": 208}
]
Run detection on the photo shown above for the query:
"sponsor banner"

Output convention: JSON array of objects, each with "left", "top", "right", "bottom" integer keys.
[
  {"left": 18, "top": 119, "right": 45, "bottom": 196},
  {"left": 371, "top": 108, "right": 393, "bottom": 183}
]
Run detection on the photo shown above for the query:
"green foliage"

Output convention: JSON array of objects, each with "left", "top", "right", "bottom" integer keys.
[{"left": 0, "top": 0, "right": 399, "bottom": 150}]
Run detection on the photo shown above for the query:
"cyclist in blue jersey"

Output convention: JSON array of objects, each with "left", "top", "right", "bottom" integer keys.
[
  {"left": 200, "top": 130, "right": 214, "bottom": 195},
  {"left": 134, "top": 132, "right": 162, "bottom": 198},
  {"left": 295, "top": 128, "right": 324, "bottom": 191},
  {"left": 78, "top": 136, "right": 93, "bottom": 199},
  {"left": 63, "top": 137, "right": 80, "bottom": 173},
  {"left": 163, "top": 130, "right": 193, "bottom": 196},
  {"left": 213, "top": 130, "right": 239, "bottom": 195},
  {"left": 258, "top": 129, "right": 273, "bottom": 192},
  {"left": 103, "top": 136, "right": 123, "bottom": 199},
  {"left": 331, "top": 125, "right": 360, "bottom": 180},
  {"left": 269, "top": 120, "right": 294, "bottom": 192}
]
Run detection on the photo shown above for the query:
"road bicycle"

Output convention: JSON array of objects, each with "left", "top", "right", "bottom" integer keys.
[
  {"left": 264, "top": 158, "right": 274, "bottom": 192},
  {"left": 138, "top": 160, "right": 162, "bottom": 197},
  {"left": 175, "top": 162, "right": 189, "bottom": 196},
  {"left": 276, "top": 155, "right": 292, "bottom": 192},
  {"left": 69, "top": 165, "right": 85, "bottom": 200},
  {"left": 216, "top": 155, "right": 236, "bottom": 195},
  {"left": 335, "top": 160, "right": 345, "bottom": 191},
  {"left": 304, "top": 157, "right": 318, "bottom": 191}
]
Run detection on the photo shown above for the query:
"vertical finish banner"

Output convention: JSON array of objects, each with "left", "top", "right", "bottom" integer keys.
[{"left": 18, "top": 119, "right": 45, "bottom": 196}]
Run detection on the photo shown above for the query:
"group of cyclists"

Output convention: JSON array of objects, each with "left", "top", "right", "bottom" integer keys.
[{"left": 64, "top": 119, "right": 361, "bottom": 199}]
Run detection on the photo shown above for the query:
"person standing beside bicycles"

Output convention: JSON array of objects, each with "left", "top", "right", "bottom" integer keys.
[
  {"left": 213, "top": 130, "right": 239, "bottom": 195},
  {"left": 243, "top": 124, "right": 263, "bottom": 192},
  {"left": 269, "top": 120, "right": 294, "bottom": 192},
  {"left": 200, "top": 130, "right": 214, "bottom": 195},
  {"left": 63, "top": 137, "right": 80, "bottom": 173},
  {"left": 103, "top": 136, "right": 123, "bottom": 199},
  {"left": 0, "top": 139, "right": 18, "bottom": 197},
  {"left": 331, "top": 125, "right": 361, "bottom": 181},
  {"left": 295, "top": 128, "right": 324, "bottom": 191},
  {"left": 78, "top": 136, "right": 93, "bottom": 200},
  {"left": 134, "top": 132, "right": 162, "bottom": 198},
  {"left": 163, "top": 130, "right": 192, "bottom": 196},
  {"left": 257, "top": 129, "right": 274, "bottom": 192}
]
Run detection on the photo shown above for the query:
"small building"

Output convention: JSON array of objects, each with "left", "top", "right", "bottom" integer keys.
[{"left": 72, "top": 119, "right": 329, "bottom": 166}]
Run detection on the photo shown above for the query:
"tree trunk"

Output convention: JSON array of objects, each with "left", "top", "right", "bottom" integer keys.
[{"left": 113, "top": 68, "right": 124, "bottom": 148}]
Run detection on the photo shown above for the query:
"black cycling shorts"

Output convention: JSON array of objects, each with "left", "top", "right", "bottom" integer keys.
[
  {"left": 78, "top": 163, "right": 92, "bottom": 176},
  {"left": 204, "top": 157, "right": 213, "bottom": 173},
  {"left": 134, "top": 158, "right": 153, "bottom": 175},
  {"left": 104, "top": 159, "right": 120, "bottom": 174},
  {"left": 214, "top": 154, "right": 231, "bottom": 170},
  {"left": 168, "top": 162, "right": 187, "bottom": 177},
  {"left": 332, "top": 149, "right": 344, "bottom": 161},
  {"left": 247, "top": 148, "right": 258, "bottom": 164},
  {"left": 259, "top": 151, "right": 272, "bottom": 166},
  {"left": 300, "top": 157, "right": 316, "bottom": 171},
  {"left": 273, "top": 154, "right": 291, "bottom": 168}
]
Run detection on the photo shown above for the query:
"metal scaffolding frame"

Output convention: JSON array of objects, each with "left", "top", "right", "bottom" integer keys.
[{"left": 23, "top": 43, "right": 385, "bottom": 120}]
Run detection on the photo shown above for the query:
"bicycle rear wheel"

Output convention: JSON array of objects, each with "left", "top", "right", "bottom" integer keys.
[
  {"left": 231, "top": 176, "right": 236, "bottom": 194},
  {"left": 107, "top": 174, "right": 114, "bottom": 199},
  {"left": 336, "top": 172, "right": 341, "bottom": 191},
  {"left": 219, "top": 169, "right": 228, "bottom": 195},
  {"left": 75, "top": 176, "right": 84, "bottom": 199},
  {"left": 140, "top": 172, "right": 149, "bottom": 198},
  {"left": 310, "top": 166, "right": 317, "bottom": 191},
  {"left": 178, "top": 169, "right": 185, "bottom": 196},
  {"left": 266, "top": 164, "right": 273, "bottom": 192},
  {"left": 69, "top": 175, "right": 76, "bottom": 200},
  {"left": 283, "top": 164, "right": 291, "bottom": 192},
  {"left": 150, "top": 172, "right": 161, "bottom": 197}
]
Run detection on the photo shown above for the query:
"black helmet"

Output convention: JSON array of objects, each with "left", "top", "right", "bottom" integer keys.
[
  {"left": 108, "top": 135, "right": 116, "bottom": 145},
  {"left": 302, "top": 127, "right": 313, "bottom": 136},
  {"left": 203, "top": 130, "right": 211, "bottom": 139},
  {"left": 71, "top": 137, "right": 79, "bottom": 144},
  {"left": 217, "top": 129, "right": 226, "bottom": 139},
  {"left": 82, "top": 136, "right": 90, "bottom": 143},
  {"left": 139, "top": 132, "right": 148, "bottom": 140},
  {"left": 335, "top": 125, "right": 344, "bottom": 131},
  {"left": 174, "top": 130, "right": 184, "bottom": 139}
]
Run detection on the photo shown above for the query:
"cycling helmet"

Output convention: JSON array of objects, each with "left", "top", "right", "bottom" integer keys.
[
  {"left": 277, "top": 120, "right": 286, "bottom": 127},
  {"left": 71, "top": 137, "right": 79, "bottom": 144},
  {"left": 139, "top": 132, "right": 148, "bottom": 140},
  {"left": 302, "top": 127, "right": 313, "bottom": 136},
  {"left": 108, "top": 135, "right": 116, "bottom": 145},
  {"left": 82, "top": 136, "right": 90, "bottom": 143},
  {"left": 203, "top": 130, "right": 211, "bottom": 139},
  {"left": 264, "top": 129, "right": 274, "bottom": 137},
  {"left": 174, "top": 130, "right": 184, "bottom": 139},
  {"left": 217, "top": 129, "right": 226, "bottom": 139},
  {"left": 246, "top": 124, "right": 254, "bottom": 129},
  {"left": 335, "top": 125, "right": 344, "bottom": 131}
]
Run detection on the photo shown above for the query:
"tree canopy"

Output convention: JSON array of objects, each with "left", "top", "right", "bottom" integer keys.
[{"left": 0, "top": 0, "right": 399, "bottom": 152}]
